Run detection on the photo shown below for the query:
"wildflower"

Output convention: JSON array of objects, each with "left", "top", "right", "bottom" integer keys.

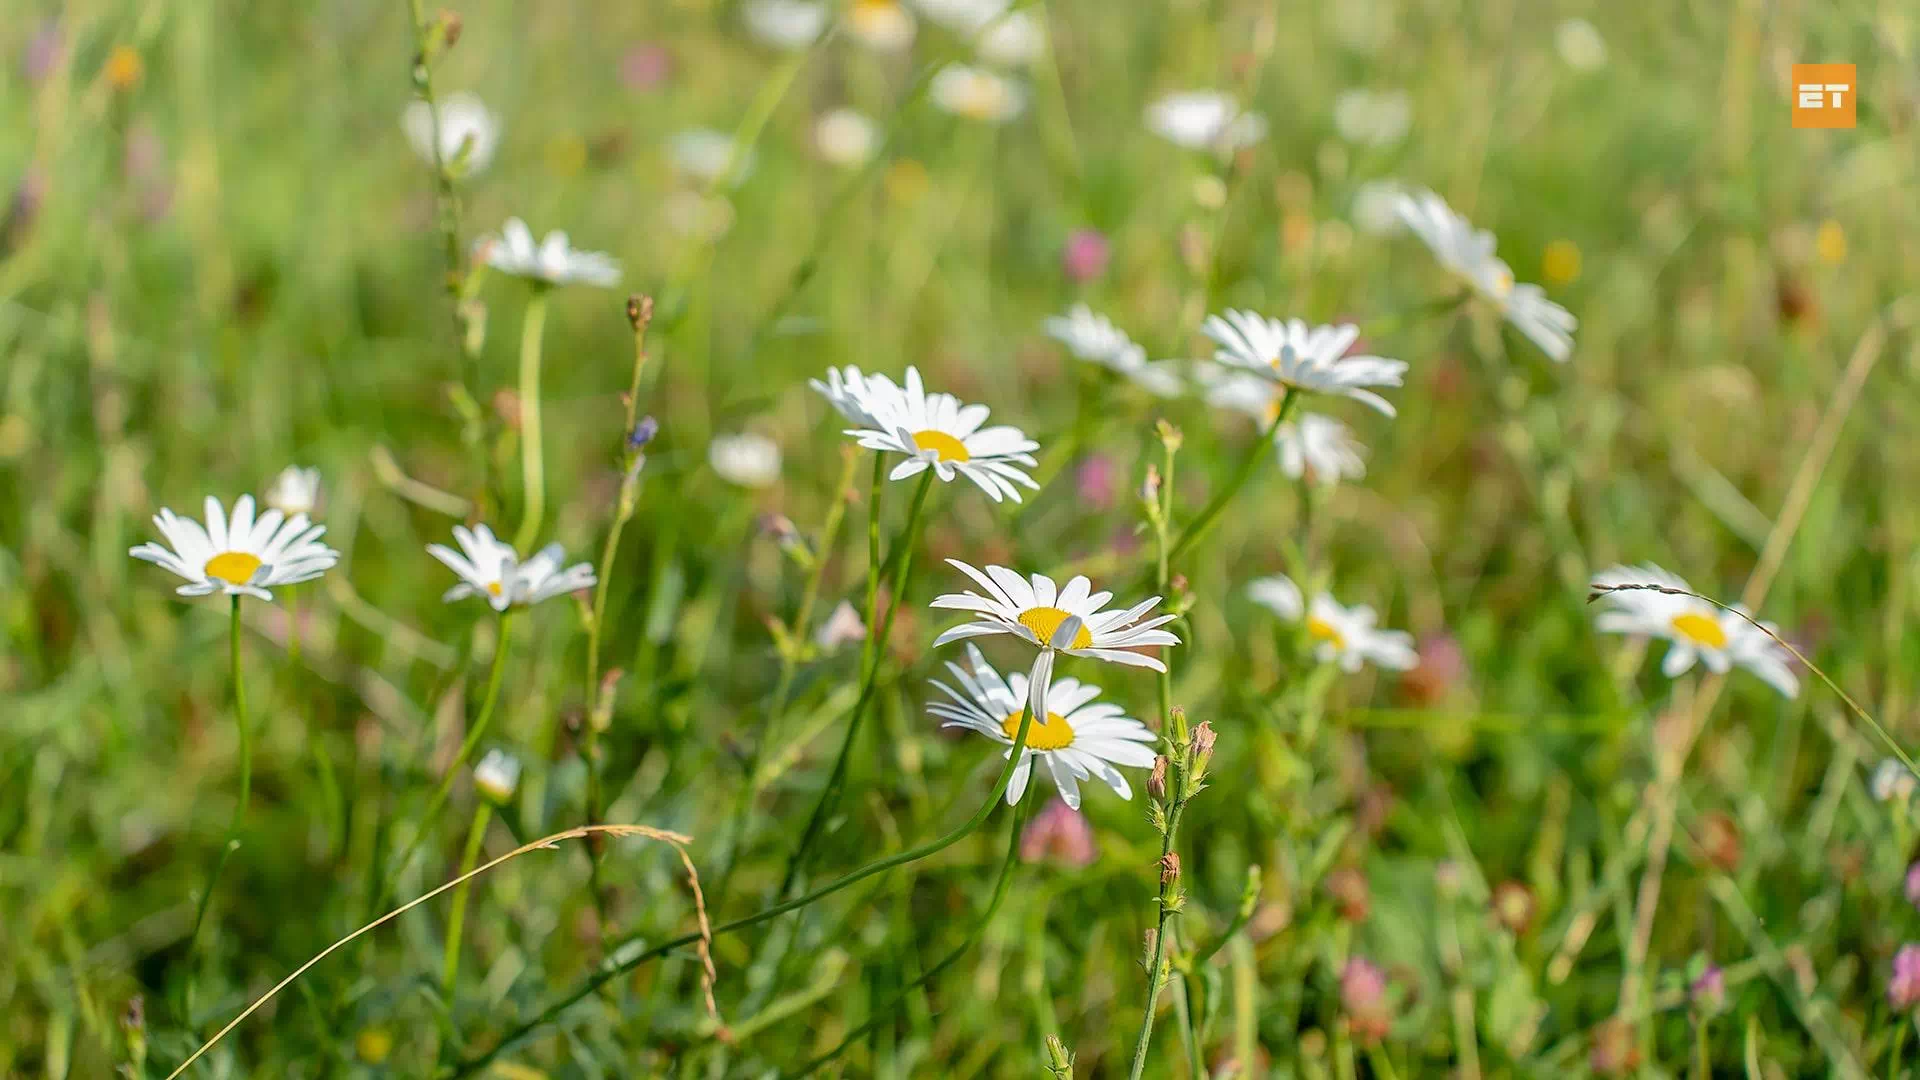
[
  {"left": 619, "top": 43, "right": 672, "bottom": 91},
  {"left": 1815, "top": 220, "right": 1847, "bottom": 265},
  {"left": 1690, "top": 962, "right": 1727, "bottom": 1015},
  {"left": 427, "top": 523, "right": 595, "bottom": 611},
  {"left": 1350, "top": 180, "right": 1407, "bottom": 235},
  {"left": 1589, "top": 565, "right": 1799, "bottom": 697},
  {"left": 1555, "top": 18, "right": 1608, "bottom": 72},
  {"left": 1399, "top": 632, "right": 1467, "bottom": 706},
  {"left": 105, "top": 45, "right": 143, "bottom": 91},
  {"left": 1542, "top": 239, "right": 1582, "bottom": 285},
  {"left": 841, "top": 367, "right": 1039, "bottom": 502},
  {"left": 1247, "top": 574, "right": 1417, "bottom": 672},
  {"left": 1020, "top": 797, "right": 1098, "bottom": 867},
  {"left": 1332, "top": 88, "right": 1410, "bottom": 147},
  {"left": 1276, "top": 413, "right": 1367, "bottom": 486},
  {"left": 910, "top": 0, "right": 1007, "bottom": 33},
  {"left": 24, "top": 21, "right": 63, "bottom": 86},
  {"left": 1340, "top": 957, "right": 1391, "bottom": 1043},
  {"left": 708, "top": 433, "right": 782, "bottom": 488},
  {"left": 265, "top": 465, "right": 321, "bottom": 517},
  {"left": 1490, "top": 880, "right": 1536, "bottom": 935},
  {"left": 929, "top": 64, "right": 1027, "bottom": 123},
  {"left": 1905, "top": 861, "right": 1920, "bottom": 909},
  {"left": 669, "top": 128, "right": 752, "bottom": 186},
  {"left": 627, "top": 415, "right": 660, "bottom": 452},
  {"left": 1043, "top": 304, "right": 1183, "bottom": 396},
  {"left": 847, "top": 0, "right": 915, "bottom": 50},
  {"left": 401, "top": 93, "right": 499, "bottom": 176},
  {"left": 1393, "top": 187, "right": 1577, "bottom": 361},
  {"left": 1075, "top": 453, "right": 1118, "bottom": 511},
  {"left": 808, "top": 364, "right": 885, "bottom": 427},
  {"left": 976, "top": 10, "right": 1045, "bottom": 66},
  {"left": 1891, "top": 945, "right": 1920, "bottom": 1011},
  {"left": 478, "top": 218, "right": 620, "bottom": 288},
  {"left": 815, "top": 600, "right": 868, "bottom": 653},
  {"left": 1061, "top": 227, "right": 1109, "bottom": 283},
  {"left": 473, "top": 748, "right": 522, "bottom": 802},
  {"left": 1201, "top": 310, "right": 1407, "bottom": 416},
  {"left": 742, "top": 0, "right": 826, "bottom": 49},
  {"left": 1872, "top": 759, "right": 1917, "bottom": 803},
  {"left": 814, "top": 108, "right": 878, "bottom": 167},
  {"left": 1144, "top": 90, "right": 1267, "bottom": 152},
  {"left": 1325, "top": 866, "right": 1371, "bottom": 921},
  {"left": 130, "top": 495, "right": 339, "bottom": 601},
  {"left": 932, "top": 560, "right": 1178, "bottom": 727},
  {"left": 928, "top": 643, "right": 1156, "bottom": 808}
]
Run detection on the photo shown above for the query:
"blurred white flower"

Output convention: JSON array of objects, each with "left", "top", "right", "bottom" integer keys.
[
  {"left": 1278, "top": 413, "right": 1367, "bottom": 486},
  {"left": 1872, "top": 759, "right": 1917, "bottom": 803},
  {"left": 815, "top": 600, "right": 868, "bottom": 653},
  {"left": 815, "top": 108, "right": 879, "bottom": 167},
  {"left": 930, "top": 64, "right": 1027, "bottom": 123},
  {"left": 402, "top": 93, "right": 499, "bottom": 176},
  {"left": 847, "top": 0, "right": 916, "bottom": 50},
  {"left": 479, "top": 218, "right": 621, "bottom": 288},
  {"left": 130, "top": 495, "right": 339, "bottom": 602},
  {"left": 809, "top": 363, "right": 886, "bottom": 426},
  {"left": 1394, "top": 188, "right": 1576, "bottom": 362},
  {"left": 709, "top": 433, "right": 783, "bottom": 488},
  {"left": 841, "top": 367, "right": 1039, "bottom": 501},
  {"left": 1555, "top": 18, "right": 1608, "bottom": 72},
  {"left": 1145, "top": 90, "right": 1267, "bottom": 152},
  {"left": 428, "top": 524, "right": 597, "bottom": 610},
  {"left": 929, "top": 643, "right": 1157, "bottom": 809},
  {"left": 474, "top": 749, "right": 522, "bottom": 802},
  {"left": 662, "top": 191, "right": 736, "bottom": 239},
  {"left": 265, "top": 465, "right": 321, "bottom": 517},
  {"left": 1043, "top": 304, "right": 1183, "bottom": 396},
  {"left": 1350, "top": 180, "right": 1408, "bottom": 235},
  {"left": 977, "top": 10, "right": 1045, "bottom": 66},
  {"left": 1202, "top": 311, "right": 1407, "bottom": 417},
  {"left": 670, "top": 128, "right": 752, "bottom": 185},
  {"left": 1332, "top": 88, "right": 1410, "bottom": 147},
  {"left": 1248, "top": 575, "right": 1417, "bottom": 673},
  {"left": 743, "top": 0, "right": 827, "bottom": 48},
  {"left": 1589, "top": 565, "right": 1799, "bottom": 698},
  {"left": 911, "top": 0, "right": 1008, "bottom": 34}
]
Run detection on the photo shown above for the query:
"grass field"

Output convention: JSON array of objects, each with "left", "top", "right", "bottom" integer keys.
[{"left": 6, "top": 0, "right": 1920, "bottom": 1076}]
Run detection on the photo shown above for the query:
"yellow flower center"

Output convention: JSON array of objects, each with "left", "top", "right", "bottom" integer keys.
[
  {"left": 1306, "top": 616, "right": 1345, "bottom": 650},
  {"left": 487, "top": 581, "right": 504, "bottom": 598},
  {"left": 204, "top": 551, "right": 263, "bottom": 585},
  {"left": 1019, "top": 606, "right": 1094, "bottom": 650},
  {"left": 1002, "top": 710, "right": 1075, "bottom": 751},
  {"left": 1489, "top": 267, "right": 1515, "bottom": 299},
  {"left": 1670, "top": 612, "right": 1727, "bottom": 650},
  {"left": 912, "top": 429, "right": 971, "bottom": 462}
]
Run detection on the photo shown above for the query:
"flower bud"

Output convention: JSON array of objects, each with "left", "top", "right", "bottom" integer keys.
[
  {"left": 1148, "top": 755, "right": 1169, "bottom": 800},
  {"left": 1906, "top": 861, "right": 1920, "bottom": 909},
  {"left": 1490, "top": 880, "right": 1536, "bottom": 936},
  {"left": 627, "top": 415, "right": 659, "bottom": 452},
  {"left": 1168, "top": 705, "right": 1190, "bottom": 748},
  {"left": 1044, "top": 1034, "right": 1076, "bottom": 1076},
  {"left": 473, "top": 748, "right": 521, "bottom": 803},
  {"left": 1140, "top": 463, "right": 1161, "bottom": 505},
  {"left": 1689, "top": 962, "right": 1727, "bottom": 1016},
  {"left": 627, "top": 293, "right": 654, "bottom": 331},
  {"left": 1159, "top": 850, "right": 1181, "bottom": 886},
  {"left": 1891, "top": 944, "right": 1920, "bottom": 1011},
  {"left": 1340, "top": 958, "right": 1390, "bottom": 1044},
  {"left": 1325, "top": 866, "right": 1370, "bottom": 922},
  {"left": 1189, "top": 720, "right": 1216, "bottom": 763}
]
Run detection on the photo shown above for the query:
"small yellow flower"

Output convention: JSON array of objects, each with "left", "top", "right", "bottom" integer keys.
[
  {"left": 105, "top": 46, "right": 143, "bottom": 92},
  {"left": 355, "top": 1028, "right": 394, "bottom": 1064},
  {"left": 1815, "top": 220, "right": 1847, "bottom": 265},
  {"left": 1542, "top": 239, "right": 1582, "bottom": 285}
]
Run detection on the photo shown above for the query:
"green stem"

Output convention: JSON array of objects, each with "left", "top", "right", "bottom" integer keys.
[
  {"left": 776, "top": 467, "right": 935, "bottom": 897},
  {"left": 860, "top": 451, "right": 886, "bottom": 676},
  {"left": 440, "top": 802, "right": 492, "bottom": 993},
  {"left": 1130, "top": 784, "right": 1191, "bottom": 1080},
  {"left": 512, "top": 289, "right": 550, "bottom": 553},
  {"left": 183, "top": 597, "right": 253, "bottom": 1014},
  {"left": 1167, "top": 389, "right": 1295, "bottom": 563},
  {"left": 446, "top": 705, "right": 1036, "bottom": 1079}
]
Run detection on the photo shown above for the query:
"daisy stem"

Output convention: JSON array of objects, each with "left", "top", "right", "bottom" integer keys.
[
  {"left": 448, "top": 706, "right": 1035, "bottom": 1079},
  {"left": 860, "top": 450, "right": 886, "bottom": 676},
  {"left": 777, "top": 468, "right": 935, "bottom": 897},
  {"left": 1129, "top": 772, "right": 1192, "bottom": 1080},
  {"left": 383, "top": 612, "right": 515, "bottom": 903},
  {"left": 439, "top": 801, "right": 492, "bottom": 995},
  {"left": 512, "top": 288, "right": 550, "bottom": 553},
  {"left": 184, "top": 597, "right": 254, "bottom": 1012},
  {"left": 1167, "top": 388, "right": 1296, "bottom": 563}
]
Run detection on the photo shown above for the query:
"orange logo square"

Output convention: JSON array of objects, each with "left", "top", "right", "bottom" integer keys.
[{"left": 1792, "top": 64, "right": 1856, "bottom": 128}]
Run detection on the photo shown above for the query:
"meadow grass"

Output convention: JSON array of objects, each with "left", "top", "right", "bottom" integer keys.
[{"left": 5, "top": 0, "right": 1920, "bottom": 1076}]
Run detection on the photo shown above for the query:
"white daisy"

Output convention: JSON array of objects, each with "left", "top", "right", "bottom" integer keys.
[
  {"left": 843, "top": 367, "right": 1039, "bottom": 502},
  {"left": 1144, "top": 90, "right": 1268, "bottom": 152},
  {"left": 1201, "top": 310, "right": 1408, "bottom": 417},
  {"left": 1247, "top": 574, "right": 1417, "bottom": 673},
  {"left": 1393, "top": 188, "right": 1577, "bottom": 362},
  {"left": 402, "top": 92, "right": 499, "bottom": 176},
  {"left": 1277, "top": 413, "right": 1367, "bottom": 486},
  {"left": 976, "top": 10, "right": 1045, "bottom": 66},
  {"left": 130, "top": 495, "right": 339, "bottom": 602},
  {"left": 929, "top": 64, "right": 1027, "bottom": 123},
  {"left": 1350, "top": 180, "right": 1408, "bottom": 235},
  {"left": 815, "top": 108, "right": 879, "bottom": 167},
  {"left": 709, "top": 432, "right": 783, "bottom": 488},
  {"left": 929, "top": 644, "right": 1156, "bottom": 809},
  {"left": 847, "top": 0, "right": 916, "bottom": 50},
  {"left": 808, "top": 364, "right": 885, "bottom": 427},
  {"left": 910, "top": 0, "right": 1007, "bottom": 34},
  {"left": 264, "top": 465, "right": 321, "bottom": 517},
  {"left": 1043, "top": 304, "right": 1183, "bottom": 396},
  {"left": 1332, "top": 88, "right": 1411, "bottom": 148},
  {"left": 1871, "top": 759, "right": 1917, "bottom": 804},
  {"left": 669, "top": 128, "right": 754, "bottom": 186},
  {"left": 1589, "top": 565, "right": 1799, "bottom": 698},
  {"left": 427, "top": 523, "right": 597, "bottom": 611},
  {"left": 474, "top": 748, "right": 522, "bottom": 802},
  {"left": 479, "top": 218, "right": 621, "bottom": 288},
  {"left": 931, "top": 560, "right": 1180, "bottom": 722},
  {"left": 742, "top": 0, "right": 827, "bottom": 49}
]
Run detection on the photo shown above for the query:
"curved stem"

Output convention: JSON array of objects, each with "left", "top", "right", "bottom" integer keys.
[
  {"left": 447, "top": 705, "right": 1034, "bottom": 1079},
  {"left": 1167, "top": 388, "right": 1294, "bottom": 563},
  {"left": 512, "top": 289, "right": 550, "bottom": 553},
  {"left": 440, "top": 803, "right": 492, "bottom": 993}
]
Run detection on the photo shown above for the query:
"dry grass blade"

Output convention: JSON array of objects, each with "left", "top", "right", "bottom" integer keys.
[{"left": 163, "top": 823, "right": 706, "bottom": 1079}]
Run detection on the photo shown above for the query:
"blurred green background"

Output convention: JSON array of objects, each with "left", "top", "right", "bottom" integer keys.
[{"left": 5, "top": 0, "right": 1920, "bottom": 1076}]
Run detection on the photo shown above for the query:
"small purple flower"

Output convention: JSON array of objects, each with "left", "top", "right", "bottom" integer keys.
[
  {"left": 1341, "top": 957, "right": 1386, "bottom": 1012},
  {"left": 24, "top": 20, "right": 62, "bottom": 86},
  {"left": 1689, "top": 964, "right": 1726, "bottom": 1014},
  {"left": 1889, "top": 944, "right": 1920, "bottom": 1011},
  {"left": 627, "top": 415, "right": 659, "bottom": 451},
  {"left": 620, "top": 44, "right": 672, "bottom": 91},
  {"left": 1061, "top": 228, "right": 1110, "bottom": 284},
  {"left": 1020, "top": 798, "right": 1096, "bottom": 868},
  {"left": 1907, "top": 861, "right": 1920, "bottom": 909},
  {"left": 1075, "top": 452, "right": 1118, "bottom": 511}
]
